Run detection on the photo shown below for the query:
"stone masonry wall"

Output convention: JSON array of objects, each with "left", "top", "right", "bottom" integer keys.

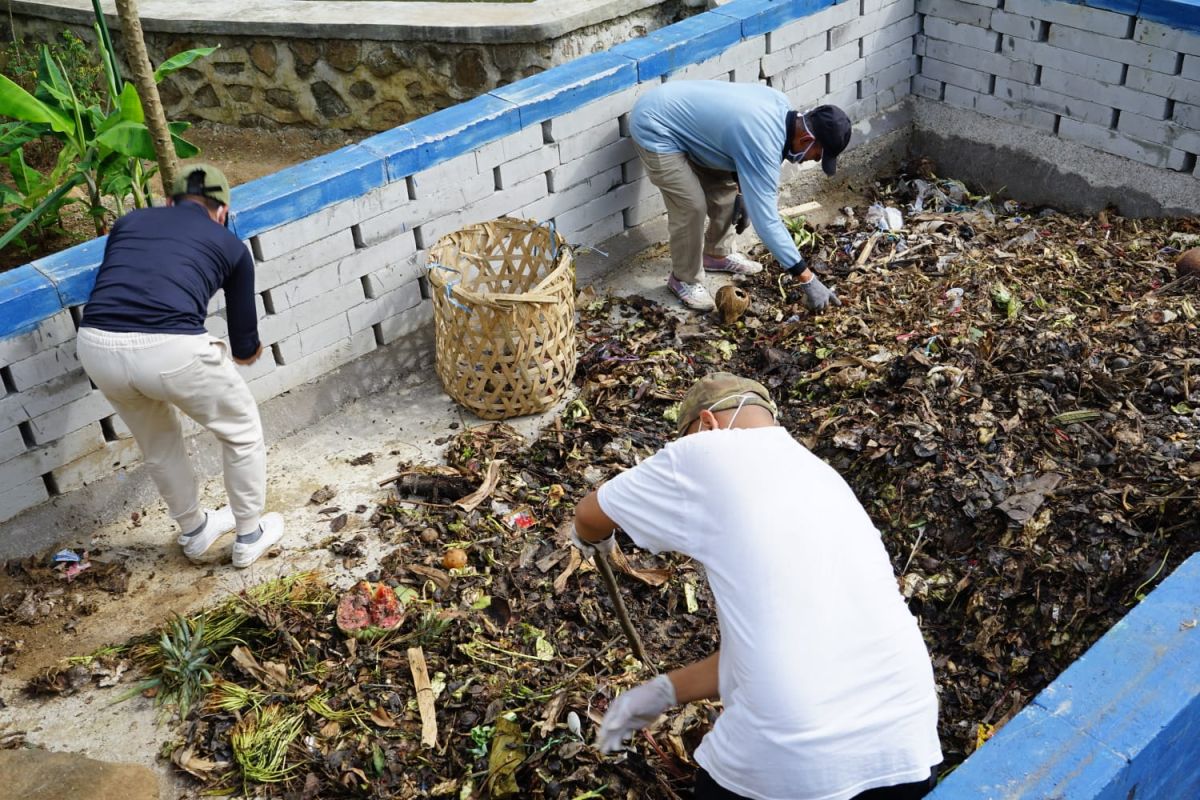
[
  {"left": 0, "top": 0, "right": 920, "bottom": 525},
  {"left": 7, "top": 4, "right": 688, "bottom": 130}
]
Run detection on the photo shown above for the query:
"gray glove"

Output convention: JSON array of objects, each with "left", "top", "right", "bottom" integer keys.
[
  {"left": 798, "top": 273, "right": 841, "bottom": 310},
  {"left": 597, "top": 674, "right": 677, "bottom": 753},
  {"left": 569, "top": 523, "right": 615, "bottom": 559}
]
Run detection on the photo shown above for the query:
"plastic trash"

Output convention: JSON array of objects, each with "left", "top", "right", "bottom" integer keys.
[
  {"left": 52, "top": 549, "right": 81, "bottom": 564},
  {"left": 866, "top": 203, "right": 904, "bottom": 231},
  {"left": 945, "top": 287, "right": 964, "bottom": 314}
]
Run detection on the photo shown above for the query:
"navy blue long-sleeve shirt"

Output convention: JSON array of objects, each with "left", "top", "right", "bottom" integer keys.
[{"left": 80, "top": 201, "right": 260, "bottom": 360}]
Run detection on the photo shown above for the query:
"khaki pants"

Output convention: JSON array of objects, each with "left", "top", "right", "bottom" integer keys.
[
  {"left": 76, "top": 328, "right": 266, "bottom": 536},
  {"left": 634, "top": 142, "right": 739, "bottom": 283}
]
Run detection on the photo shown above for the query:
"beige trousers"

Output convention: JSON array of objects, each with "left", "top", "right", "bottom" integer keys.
[
  {"left": 634, "top": 142, "right": 740, "bottom": 283},
  {"left": 76, "top": 328, "right": 266, "bottom": 536}
]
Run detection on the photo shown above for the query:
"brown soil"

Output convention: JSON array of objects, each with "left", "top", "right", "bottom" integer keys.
[{"left": 0, "top": 123, "right": 363, "bottom": 273}]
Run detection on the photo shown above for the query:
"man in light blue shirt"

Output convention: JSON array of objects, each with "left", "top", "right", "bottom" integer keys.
[{"left": 631, "top": 81, "right": 850, "bottom": 312}]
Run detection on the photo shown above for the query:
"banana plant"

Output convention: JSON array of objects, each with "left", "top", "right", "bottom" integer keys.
[{"left": 0, "top": 39, "right": 215, "bottom": 251}]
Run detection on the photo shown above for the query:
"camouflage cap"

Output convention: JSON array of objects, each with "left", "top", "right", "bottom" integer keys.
[
  {"left": 676, "top": 372, "right": 777, "bottom": 435},
  {"left": 170, "top": 163, "right": 231, "bottom": 206}
]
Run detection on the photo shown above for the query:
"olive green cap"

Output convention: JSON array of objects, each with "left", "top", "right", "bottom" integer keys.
[
  {"left": 676, "top": 372, "right": 777, "bottom": 435},
  {"left": 170, "top": 163, "right": 230, "bottom": 206}
]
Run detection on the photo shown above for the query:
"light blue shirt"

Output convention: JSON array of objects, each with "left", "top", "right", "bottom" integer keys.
[{"left": 630, "top": 81, "right": 802, "bottom": 270}]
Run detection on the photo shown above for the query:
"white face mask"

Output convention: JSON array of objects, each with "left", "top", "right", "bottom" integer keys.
[
  {"left": 785, "top": 114, "right": 817, "bottom": 163},
  {"left": 703, "top": 393, "right": 752, "bottom": 431}
]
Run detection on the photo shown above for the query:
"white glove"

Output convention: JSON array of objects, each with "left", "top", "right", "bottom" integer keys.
[
  {"left": 596, "top": 674, "right": 677, "bottom": 753},
  {"left": 569, "top": 523, "right": 615, "bottom": 559}
]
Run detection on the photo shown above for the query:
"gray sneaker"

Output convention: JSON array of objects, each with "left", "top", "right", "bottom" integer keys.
[
  {"left": 177, "top": 506, "right": 235, "bottom": 561},
  {"left": 667, "top": 274, "right": 715, "bottom": 311},
  {"left": 232, "top": 513, "right": 284, "bottom": 569},
  {"left": 704, "top": 252, "right": 763, "bottom": 275}
]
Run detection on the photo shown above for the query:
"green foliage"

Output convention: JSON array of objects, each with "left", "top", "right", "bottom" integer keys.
[
  {"left": 0, "top": 30, "right": 104, "bottom": 107},
  {"left": 116, "top": 615, "right": 217, "bottom": 720},
  {"left": 0, "top": 20, "right": 215, "bottom": 255}
]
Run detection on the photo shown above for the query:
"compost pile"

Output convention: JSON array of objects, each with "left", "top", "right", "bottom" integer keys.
[{"left": 27, "top": 167, "right": 1199, "bottom": 798}]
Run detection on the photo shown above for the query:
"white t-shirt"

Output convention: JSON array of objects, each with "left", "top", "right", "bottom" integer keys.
[{"left": 597, "top": 426, "right": 942, "bottom": 800}]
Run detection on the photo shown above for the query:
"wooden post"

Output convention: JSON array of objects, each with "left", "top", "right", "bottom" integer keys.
[{"left": 112, "top": 0, "right": 178, "bottom": 193}]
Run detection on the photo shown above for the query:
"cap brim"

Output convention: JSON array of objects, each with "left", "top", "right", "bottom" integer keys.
[{"left": 821, "top": 152, "right": 838, "bottom": 176}]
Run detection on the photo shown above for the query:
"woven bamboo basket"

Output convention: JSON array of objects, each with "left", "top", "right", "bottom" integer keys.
[{"left": 427, "top": 218, "right": 576, "bottom": 420}]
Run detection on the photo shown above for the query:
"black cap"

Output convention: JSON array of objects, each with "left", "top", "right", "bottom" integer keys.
[{"left": 806, "top": 105, "right": 852, "bottom": 176}]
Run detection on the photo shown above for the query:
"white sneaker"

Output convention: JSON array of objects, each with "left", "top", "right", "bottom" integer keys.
[
  {"left": 177, "top": 506, "right": 236, "bottom": 561},
  {"left": 667, "top": 274, "right": 715, "bottom": 311},
  {"left": 704, "top": 253, "right": 763, "bottom": 275},
  {"left": 232, "top": 512, "right": 285, "bottom": 569}
]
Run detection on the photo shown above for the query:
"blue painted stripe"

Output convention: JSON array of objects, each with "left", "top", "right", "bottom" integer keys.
[
  {"left": 30, "top": 236, "right": 106, "bottom": 308},
  {"left": 715, "top": 0, "right": 838, "bottom": 38},
  {"left": 228, "top": 144, "right": 387, "bottom": 240},
  {"left": 490, "top": 52, "right": 638, "bottom": 128},
  {"left": 0, "top": 266, "right": 63, "bottom": 341},
  {"left": 1081, "top": 0, "right": 1143, "bottom": 14},
  {"left": 610, "top": 10, "right": 744, "bottom": 81},
  {"left": 1138, "top": 0, "right": 1200, "bottom": 33},
  {"left": 358, "top": 125, "right": 419, "bottom": 183},
  {"left": 392, "top": 94, "right": 521, "bottom": 176}
]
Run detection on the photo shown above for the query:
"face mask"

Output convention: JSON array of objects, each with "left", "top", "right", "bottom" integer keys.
[
  {"left": 785, "top": 114, "right": 817, "bottom": 163},
  {"left": 703, "top": 393, "right": 752, "bottom": 431}
]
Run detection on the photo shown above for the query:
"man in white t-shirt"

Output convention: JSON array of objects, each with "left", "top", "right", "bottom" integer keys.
[{"left": 570, "top": 373, "right": 942, "bottom": 800}]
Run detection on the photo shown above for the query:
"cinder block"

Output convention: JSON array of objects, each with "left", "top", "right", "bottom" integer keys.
[
  {"left": 27, "top": 390, "right": 112, "bottom": 445},
  {"left": 250, "top": 180, "right": 408, "bottom": 261},
  {"left": 912, "top": 75, "right": 944, "bottom": 100},
  {"left": 357, "top": 208, "right": 415, "bottom": 248},
  {"left": 340, "top": 241, "right": 413, "bottom": 287},
  {"left": 1040, "top": 68, "right": 1170, "bottom": 118},
  {"left": 862, "top": 15, "right": 921, "bottom": 52},
  {"left": 769, "top": 3, "right": 855, "bottom": 53},
  {"left": 1006, "top": 0, "right": 1133, "bottom": 38},
  {"left": 205, "top": 314, "right": 228, "bottom": 341},
  {"left": 862, "top": 57, "right": 919, "bottom": 96},
  {"left": 1002, "top": 37, "right": 1125, "bottom": 83},
  {"left": 624, "top": 188, "right": 667, "bottom": 228},
  {"left": 950, "top": 0, "right": 1000, "bottom": 7},
  {"left": 821, "top": 83, "right": 859, "bottom": 111},
  {"left": 0, "top": 267, "right": 69, "bottom": 345},
  {"left": 943, "top": 84, "right": 1058, "bottom": 130},
  {"left": 521, "top": 166, "right": 623, "bottom": 223},
  {"left": 865, "top": 38, "right": 917, "bottom": 74},
  {"left": 543, "top": 85, "right": 638, "bottom": 141},
  {"left": 377, "top": 301, "right": 434, "bottom": 347},
  {"left": 922, "top": 16, "right": 998, "bottom": 52},
  {"left": 249, "top": 328, "right": 375, "bottom": 403},
  {"left": 0, "top": 423, "right": 103, "bottom": 492},
  {"left": 919, "top": 36, "right": 1037, "bottom": 83},
  {"left": 0, "top": 424, "right": 24, "bottom": 463},
  {"left": 52, "top": 437, "right": 141, "bottom": 494},
  {"left": 364, "top": 254, "right": 425, "bottom": 298},
  {"left": 990, "top": 11, "right": 1043, "bottom": 41},
  {"left": 555, "top": 182, "right": 641, "bottom": 237},
  {"left": 499, "top": 145, "right": 560, "bottom": 189},
  {"left": 731, "top": 63, "right": 763, "bottom": 84},
  {"left": 1117, "top": 114, "right": 1200, "bottom": 156},
  {"left": 1124, "top": 67, "right": 1200, "bottom": 106},
  {"left": 421, "top": 174, "right": 549, "bottom": 244},
  {"left": 666, "top": 35, "right": 768, "bottom": 83},
  {"left": 875, "top": 77, "right": 912, "bottom": 110},
  {"left": 1048, "top": 26, "right": 1180, "bottom": 74},
  {"left": 254, "top": 229, "right": 356, "bottom": 293},
  {"left": 410, "top": 168, "right": 496, "bottom": 222},
  {"left": 994, "top": 77, "right": 1115, "bottom": 126},
  {"left": 828, "top": 58, "right": 869, "bottom": 94},
  {"left": 1175, "top": 101, "right": 1200, "bottom": 129},
  {"left": 411, "top": 151, "right": 482, "bottom": 192},
  {"left": 8, "top": 340, "right": 80, "bottom": 392},
  {"left": 1133, "top": 20, "right": 1200, "bottom": 57},
  {"left": 831, "top": 0, "right": 917, "bottom": 50},
  {"left": 1184, "top": 55, "right": 1200, "bottom": 82},
  {"left": 761, "top": 33, "right": 827, "bottom": 79},
  {"left": 348, "top": 281, "right": 423, "bottom": 334},
  {"left": 821, "top": 40, "right": 865, "bottom": 76},
  {"left": 0, "top": 476, "right": 50, "bottom": 523},
  {"left": 0, "top": 368, "right": 92, "bottom": 431},
  {"left": 557, "top": 120, "right": 622, "bottom": 166},
  {"left": 234, "top": 351, "right": 276, "bottom": 383},
  {"left": 281, "top": 313, "right": 354, "bottom": 365},
  {"left": 921, "top": 57, "right": 993, "bottom": 94},
  {"left": 551, "top": 138, "right": 635, "bottom": 192},
  {"left": 0, "top": 310, "right": 74, "bottom": 369},
  {"left": 267, "top": 260, "right": 344, "bottom": 313},
  {"left": 1058, "top": 117, "right": 1189, "bottom": 169},
  {"left": 474, "top": 125, "right": 546, "bottom": 170},
  {"left": 782, "top": 73, "right": 827, "bottom": 108},
  {"left": 258, "top": 280, "right": 364, "bottom": 346},
  {"left": 571, "top": 211, "right": 627, "bottom": 248},
  {"left": 916, "top": 0, "right": 989, "bottom": 26}
]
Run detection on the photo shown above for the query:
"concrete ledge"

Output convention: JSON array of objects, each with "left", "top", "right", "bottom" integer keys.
[
  {"left": 9, "top": 0, "right": 670, "bottom": 43},
  {"left": 930, "top": 552, "right": 1200, "bottom": 799}
]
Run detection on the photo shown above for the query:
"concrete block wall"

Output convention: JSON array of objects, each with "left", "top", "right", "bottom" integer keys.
[
  {"left": 0, "top": 0, "right": 920, "bottom": 526},
  {"left": 914, "top": 0, "right": 1200, "bottom": 176}
]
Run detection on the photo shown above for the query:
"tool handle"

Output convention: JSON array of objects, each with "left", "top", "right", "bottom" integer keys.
[{"left": 594, "top": 553, "right": 652, "bottom": 668}]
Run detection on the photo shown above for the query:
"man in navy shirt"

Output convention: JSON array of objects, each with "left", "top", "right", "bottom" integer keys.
[
  {"left": 77, "top": 164, "right": 284, "bottom": 568},
  {"left": 630, "top": 81, "right": 850, "bottom": 312}
]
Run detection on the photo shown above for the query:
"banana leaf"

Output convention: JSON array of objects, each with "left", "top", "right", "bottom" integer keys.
[
  {"left": 0, "top": 73, "right": 75, "bottom": 136},
  {"left": 154, "top": 46, "right": 220, "bottom": 82},
  {"left": 0, "top": 174, "right": 83, "bottom": 251}
]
